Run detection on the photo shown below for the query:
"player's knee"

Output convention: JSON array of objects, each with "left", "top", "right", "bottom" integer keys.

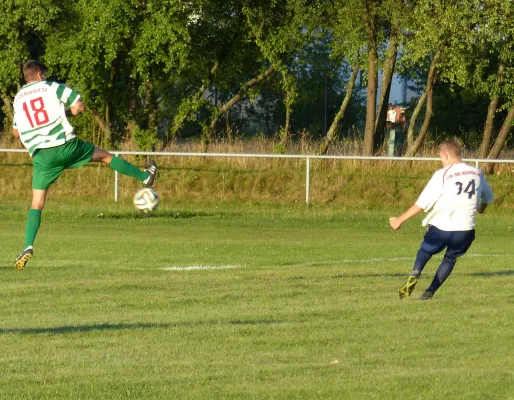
[
  {"left": 93, "top": 148, "right": 113, "bottom": 164},
  {"left": 31, "top": 200, "right": 45, "bottom": 210},
  {"left": 443, "top": 255, "right": 456, "bottom": 265}
]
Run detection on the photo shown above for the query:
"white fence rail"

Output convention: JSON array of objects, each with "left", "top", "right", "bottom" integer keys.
[{"left": 2, "top": 148, "right": 513, "bottom": 204}]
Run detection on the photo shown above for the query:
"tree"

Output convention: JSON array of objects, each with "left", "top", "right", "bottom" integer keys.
[
  {"left": 329, "top": 0, "right": 405, "bottom": 155},
  {"left": 0, "top": 0, "right": 60, "bottom": 137},
  {"left": 43, "top": 0, "right": 191, "bottom": 148},
  {"left": 373, "top": 4, "right": 403, "bottom": 153},
  {"left": 467, "top": 0, "right": 514, "bottom": 171},
  {"left": 400, "top": 0, "right": 480, "bottom": 156}
]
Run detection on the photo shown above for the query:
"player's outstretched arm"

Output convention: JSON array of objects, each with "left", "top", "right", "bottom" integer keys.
[{"left": 389, "top": 204, "right": 423, "bottom": 230}]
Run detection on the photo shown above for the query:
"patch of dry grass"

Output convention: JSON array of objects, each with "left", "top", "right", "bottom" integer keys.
[{"left": 1, "top": 138, "right": 513, "bottom": 209}]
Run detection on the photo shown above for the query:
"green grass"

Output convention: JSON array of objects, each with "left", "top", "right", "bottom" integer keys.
[{"left": 0, "top": 200, "right": 513, "bottom": 399}]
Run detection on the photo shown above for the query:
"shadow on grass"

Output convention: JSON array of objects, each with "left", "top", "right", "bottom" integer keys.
[
  {"left": 0, "top": 319, "right": 283, "bottom": 335},
  {"left": 331, "top": 273, "right": 406, "bottom": 279},
  {"left": 95, "top": 210, "right": 234, "bottom": 220},
  {"left": 94, "top": 211, "right": 238, "bottom": 219},
  {"left": 465, "top": 270, "right": 514, "bottom": 277},
  {"left": 331, "top": 271, "right": 514, "bottom": 279}
]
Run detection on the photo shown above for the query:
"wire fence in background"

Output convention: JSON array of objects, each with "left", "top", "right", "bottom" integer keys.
[{"left": 1, "top": 149, "right": 513, "bottom": 204}]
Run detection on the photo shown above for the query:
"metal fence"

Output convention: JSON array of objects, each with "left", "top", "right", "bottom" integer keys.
[{"left": 1, "top": 148, "right": 513, "bottom": 204}]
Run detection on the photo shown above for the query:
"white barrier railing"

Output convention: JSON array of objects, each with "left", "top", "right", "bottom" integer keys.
[{"left": 2, "top": 148, "right": 513, "bottom": 204}]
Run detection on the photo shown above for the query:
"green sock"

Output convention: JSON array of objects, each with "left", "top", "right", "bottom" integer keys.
[
  {"left": 109, "top": 156, "right": 147, "bottom": 182},
  {"left": 25, "top": 209, "right": 42, "bottom": 249}
]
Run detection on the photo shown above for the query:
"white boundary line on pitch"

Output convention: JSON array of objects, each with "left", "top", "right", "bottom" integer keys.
[
  {"left": 121, "top": 254, "right": 512, "bottom": 271},
  {"left": 163, "top": 265, "right": 241, "bottom": 271},
  {"left": 285, "top": 253, "right": 514, "bottom": 268}
]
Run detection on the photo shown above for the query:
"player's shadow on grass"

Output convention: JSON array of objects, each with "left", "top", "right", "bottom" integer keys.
[
  {"left": 330, "top": 273, "right": 406, "bottom": 279},
  {"left": 0, "top": 319, "right": 283, "bottom": 335},
  {"left": 465, "top": 270, "right": 514, "bottom": 277}
]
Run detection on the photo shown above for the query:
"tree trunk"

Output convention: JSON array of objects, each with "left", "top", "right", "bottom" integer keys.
[
  {"left": 362, "top": 7, "right": 379, "bottom": 156},
  {"left": 169, "top": 61, "right": 219, "bottom": 142},
  {"left": 318, "top": 64, "right": 359, "bottom": 155},
  {"left": 91, "top": 109, "right": 112, "bottom": 146},
  {"left": 482, "top": 104, "right": 514, "bottom": 174},
  {"left": 373, "top": 18, "right": 399, "bottom": 153},
  {"left": 406, "top": 91, "right": 427, "bottom": 148},
  {"left": 479, "top": 60, "right": 506, "bottom": 158},
  {"left": 225, "top": 110, "right": 232, "bottom": 142},
  {"left": 104, "top": 103, "right": 110, "bottom": 146},
  {"left": 1, "top": 92, "right": 13, "bottom": 121},
  {"left": 204, "top": 64, "right": 274, "bottom": 149},
  {"left": 480, "top": 97, "right": 500, "bottom": 159},
  {"left": 1, "top": 92, "right": 14, "bottom": 142},
  {"left": 405, "top": 52, "right": 440, "bottom": 157},
  {"left": 279, "top": 71, "right": 292, "bottom": 147}
]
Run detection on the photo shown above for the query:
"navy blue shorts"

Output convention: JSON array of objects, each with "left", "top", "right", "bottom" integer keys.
[{"left": 420, "top": 225, "right": 475, "bottom": 260}]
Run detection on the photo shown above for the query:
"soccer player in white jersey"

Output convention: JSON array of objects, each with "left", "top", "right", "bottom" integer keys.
[
  {"left": 12, "top": 60, "right": 158, "bottom": 270},
  {"left": 389, "top": 139, "right": 494, "bottom": 300}
]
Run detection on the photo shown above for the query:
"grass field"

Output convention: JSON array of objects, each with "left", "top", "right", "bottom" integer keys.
[{"left": 0, "top": 199, "right": 512, "bottom": 399}]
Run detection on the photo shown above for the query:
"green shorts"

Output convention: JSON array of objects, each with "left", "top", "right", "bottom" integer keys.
[{"left": 32, "top": 138, "right": 95, "bottom": 190}]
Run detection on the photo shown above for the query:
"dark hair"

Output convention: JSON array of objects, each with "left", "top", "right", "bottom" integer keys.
[{"left": 22, "top": 60, "right": 47, "bottom": 82}]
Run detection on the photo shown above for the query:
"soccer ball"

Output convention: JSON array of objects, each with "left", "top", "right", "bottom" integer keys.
[{"left": 133, "top": 188, "right": 160, "bottom": 213}]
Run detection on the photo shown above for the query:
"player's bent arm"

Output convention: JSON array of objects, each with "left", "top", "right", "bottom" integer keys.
[
  {"left": 389, "top": 204, "right": 424, "bottom": 230},
  {"left": 12, "top": 127, "right": 20, "bottom": 138},
  {"left": 70, "top": 100, "right": 85, "bottom": 115}
]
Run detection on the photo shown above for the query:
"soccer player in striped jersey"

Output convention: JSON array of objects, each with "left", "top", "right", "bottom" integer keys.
[
  {"left": 389, "top": 139, "right": 494, "bottom": 300},
  {"left": 12, "top": 60, "right": 158, "bottom": 270}
]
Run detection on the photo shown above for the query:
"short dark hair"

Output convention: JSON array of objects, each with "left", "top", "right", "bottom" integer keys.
[{"left": 22, "top": 60, "right": 47, "bottom": 82}]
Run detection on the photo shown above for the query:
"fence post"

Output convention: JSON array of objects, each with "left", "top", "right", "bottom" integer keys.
[
  {"left": 306, "top": 157, "right": 311, "bottom": 204},
  {"left": 114, "top": 152, "right": 119, "bottom": 202}
]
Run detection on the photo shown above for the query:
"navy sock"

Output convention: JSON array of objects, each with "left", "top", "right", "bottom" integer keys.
[
  {"left": 412, "top": 248, "right": 432, "bottom": 276},
  {"left": 427, "top": 257, "right": 456, "bottom": 293}
]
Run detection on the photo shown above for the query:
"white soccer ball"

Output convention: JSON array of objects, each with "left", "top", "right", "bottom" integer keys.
[{"left": 133, "top": 188, "right": 160, "bottom": 213}]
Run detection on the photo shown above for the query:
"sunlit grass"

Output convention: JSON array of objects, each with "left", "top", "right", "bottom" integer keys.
[{"left": 0, "top": 201, "right": 512, "bottom": 399}]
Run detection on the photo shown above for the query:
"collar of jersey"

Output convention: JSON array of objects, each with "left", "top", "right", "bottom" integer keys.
[{"left": 22, "top": 80, "right": 46, "bottom": 89}]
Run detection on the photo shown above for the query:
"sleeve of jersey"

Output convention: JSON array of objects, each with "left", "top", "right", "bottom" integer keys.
[
  {"left": 415, "top": 170, "right": 444, "bottom": 212},
  {"left": 55, "top": 83, "right": 81, "bottom": 107},
  {"left": 480, "top": 175, "right": 495, "bottom": 204}
]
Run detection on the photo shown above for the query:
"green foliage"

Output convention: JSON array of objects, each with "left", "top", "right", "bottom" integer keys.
[
  {"left": 431, "top": 83, "right": 491, "bottom": 139},
  {"left": 273, "top": 142, "right": 286, "bottom": 154},
  {"left": 1, "top": 0, "right": 514, "bottom": 149},
  {"left": 0, "top": 0, "right": 60, "bottom": 89},
  {"left": 133, "top": 125, "right": 158, "bottom": 151}
]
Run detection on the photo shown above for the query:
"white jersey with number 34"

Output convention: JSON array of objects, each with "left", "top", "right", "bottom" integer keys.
[
  {"left": 13, "top": 80, "right": 80, "bottom": 156},
  {"left": 416, "top": 162, "right": 494, "bottom": 231}
]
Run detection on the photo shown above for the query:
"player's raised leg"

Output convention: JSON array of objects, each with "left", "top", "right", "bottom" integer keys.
[
  {"left": 91, "top": 147, "right": 157, "bottom": 186},
  {"left": 14, "top": 189, "right": 47, "bottom": 270}
]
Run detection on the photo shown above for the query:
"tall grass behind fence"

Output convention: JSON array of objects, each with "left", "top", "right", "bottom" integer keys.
[{"left": 2, "top": 146, "right": 513, "bottom": 209}]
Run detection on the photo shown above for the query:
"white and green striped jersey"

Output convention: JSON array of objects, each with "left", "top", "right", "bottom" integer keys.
[{"left": 13, "top": 80, "right": 80, "bottom": 156}]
